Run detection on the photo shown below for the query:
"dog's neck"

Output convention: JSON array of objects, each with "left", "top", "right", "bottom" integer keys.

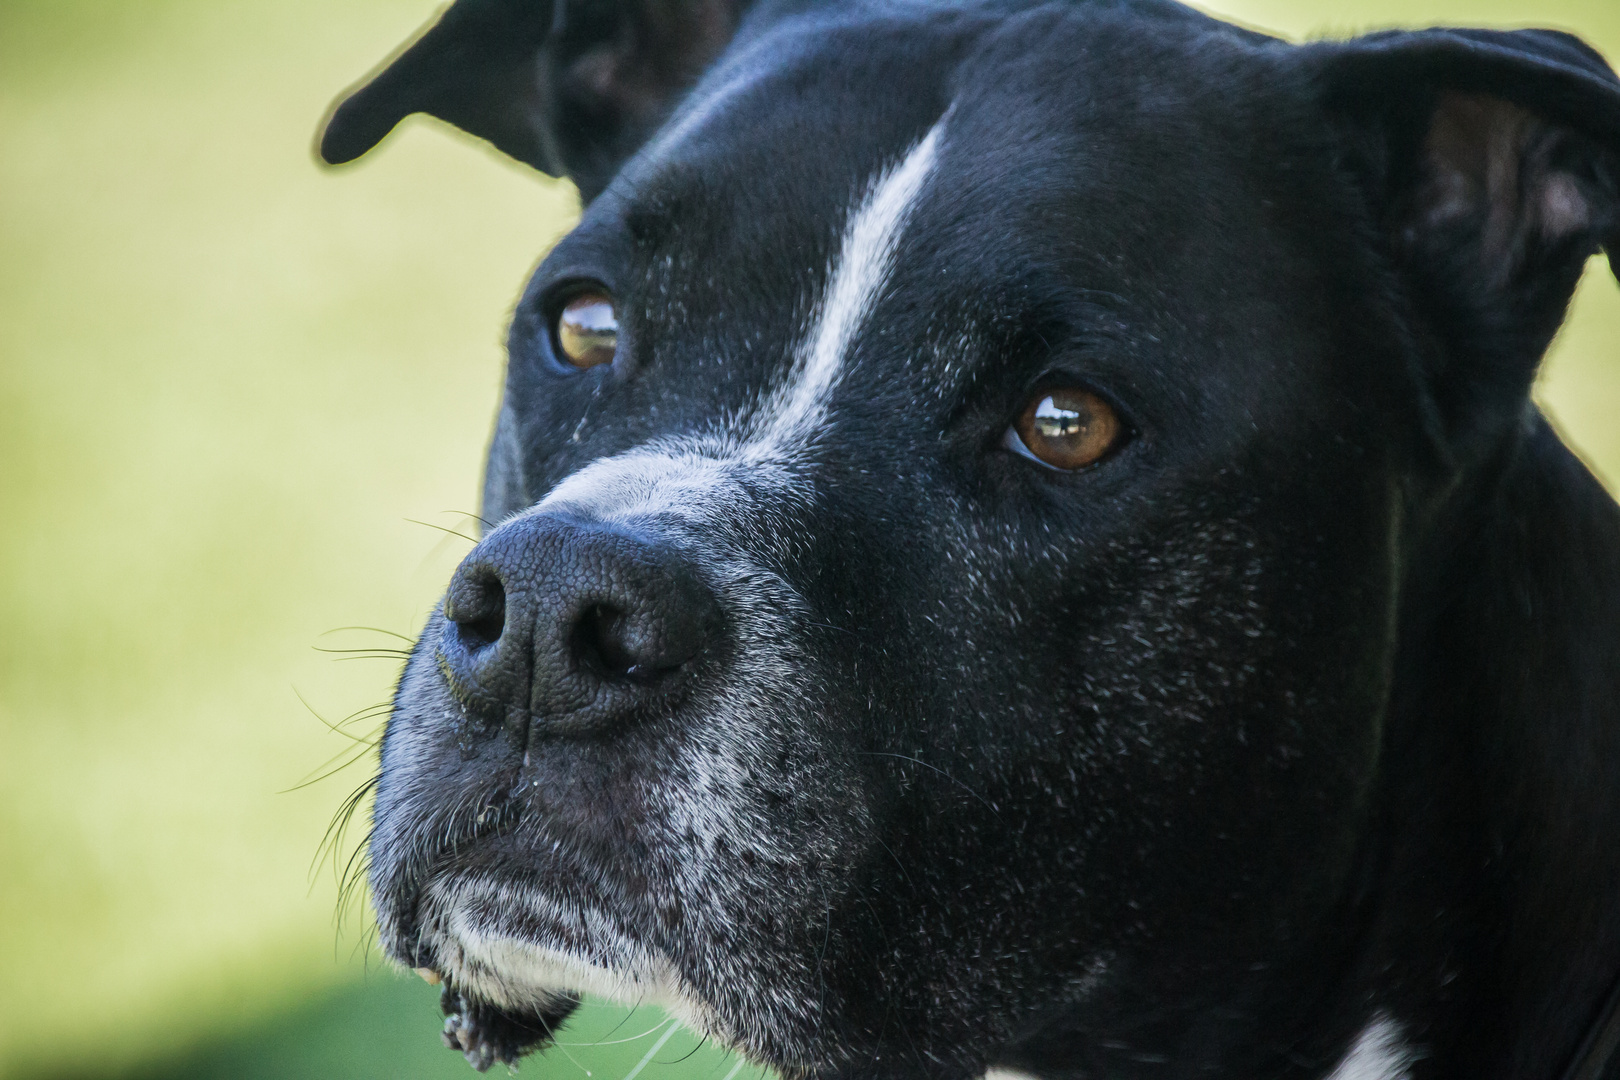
[{"left": 1351, "top": 412, "right": 1620, "bottom": 1076}]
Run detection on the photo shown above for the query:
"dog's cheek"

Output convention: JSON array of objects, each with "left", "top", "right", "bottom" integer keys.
[
  {"left": 637, "top": 698, "right": 885, "bottom": 1066},
  {"left": 1048, "top": 490, "right": 1398, "bottom": 966},
  {"left": 1084, "top": 511, "right": 1392, "bottom": 895},
  {"left": 437, "top": 663, "right": 883, "bottom": 1068},
  {"left": 810, "top": 474, "right": 1402, "bottom": 1051}
]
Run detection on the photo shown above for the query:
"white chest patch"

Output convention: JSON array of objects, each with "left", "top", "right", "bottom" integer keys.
[{"left": 1325, "top": 1015, "right": 1418, "bottom": 1080}]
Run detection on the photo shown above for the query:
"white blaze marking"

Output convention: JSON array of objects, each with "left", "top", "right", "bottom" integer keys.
[
  {"left": 540, "top": 111, "right": 949, "bottom": 521},
  {"left": 753, "top": 115, "right": 947, "bottom": 455},
  {"left": 1325, "top": 1015, "right": 1418, "bottom": 1080}
]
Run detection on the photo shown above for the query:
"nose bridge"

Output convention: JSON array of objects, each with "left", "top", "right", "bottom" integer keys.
[
  {"left": 535, "top": 438, "right": 822, "bottom": 563},
  {"left": 537, "top": 442, "right": 772, "bottom": 528}
]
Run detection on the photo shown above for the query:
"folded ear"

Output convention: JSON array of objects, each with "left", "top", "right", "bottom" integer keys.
[
  {"left": 1305, "top": 29, "right": 1620, "bottom": 454},
  {"left": 318, "top": 0, "right": 748, "bottom": 200}
]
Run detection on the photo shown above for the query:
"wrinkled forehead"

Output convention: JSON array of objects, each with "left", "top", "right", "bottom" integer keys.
[
  {"left": 562, "top": 14, "right": 967, "bottom": 295},
  {"left": 556, "top": 4, "right": 1294, "bottom": 316},
  {"left": 626, "top": 10, "right": 969, "bottom": 197}
]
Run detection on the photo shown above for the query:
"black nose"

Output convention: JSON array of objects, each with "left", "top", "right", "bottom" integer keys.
[{"left": 438, "top": 514, "right": 722, "bottom": 731}]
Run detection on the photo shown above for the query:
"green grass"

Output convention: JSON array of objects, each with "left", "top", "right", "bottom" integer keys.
[
  {"left": 35, "top": 979, "right": 759, "bottom": 1080},
  {"left": 0, "top": 0, "right": 1616, "bottom": 1077}
]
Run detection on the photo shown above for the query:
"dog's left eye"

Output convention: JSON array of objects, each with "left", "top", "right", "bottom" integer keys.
[
  {"left": 1005, "top": 388, "right": 1123, "bottom": 471},
  {"left": 554, "top": 291, "right": 618, "bottom": 368}
]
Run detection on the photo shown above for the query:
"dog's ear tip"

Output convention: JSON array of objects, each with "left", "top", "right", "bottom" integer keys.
[
  {"left": 315, "top": 93, "right": 402, "bottom": 168},
  {"left": 315, "top": 125, "right": 375, "bottom": 168},
  {"left": 314, "top": 130, "right": 360, "bottom": 168}
]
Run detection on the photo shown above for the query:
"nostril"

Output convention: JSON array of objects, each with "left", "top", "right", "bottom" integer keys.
[
  {"left": 567, "top": 569, "right": 718, "bottom": 686},
  {"left": 445, "top": 566, "right": 506, "bottom": 650},
  {"left": 572, "top": 604, "right": 637, "bottom": 679}
]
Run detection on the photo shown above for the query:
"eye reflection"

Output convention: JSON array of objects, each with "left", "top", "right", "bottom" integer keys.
[
  {"left": 1032, "top": 396, "right": 1087, "bottom": 438},
  {"left": 1011, "top": 388, "right": 1122, "bottom": 471},
  {"left": 555, "top": 292, "right": 618, "bottom": 368}
]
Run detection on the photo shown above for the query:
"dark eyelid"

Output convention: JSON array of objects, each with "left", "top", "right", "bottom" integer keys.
[
  {"left": 1019, "top": 370, "right": 1136, "bottom": 435},
  {"left": 536, "top": 273, "right": 619, "bottom": 313}
]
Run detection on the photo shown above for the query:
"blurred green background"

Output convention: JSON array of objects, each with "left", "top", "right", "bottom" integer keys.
[{"left": 0, "top": 0, "right": 1615, "bottom": 1077}]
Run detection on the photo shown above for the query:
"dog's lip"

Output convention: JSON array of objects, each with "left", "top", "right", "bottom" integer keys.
[
  {"left": 382, "top": 799, "right": 650, "bottom": 974},
  {"left": 416, "top": 871, "right": 696, "bottom": 1018},
  {"left": 378, "top": 786, "right": 529, "bottom": 968},
  {"left": 376, "top": 729, "right": 690, "bottom": 971}
]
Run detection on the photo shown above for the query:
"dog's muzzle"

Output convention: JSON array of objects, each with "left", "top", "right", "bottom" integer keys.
[{"left": 371, "top": 476, "right": 868, "bottom": 1071}]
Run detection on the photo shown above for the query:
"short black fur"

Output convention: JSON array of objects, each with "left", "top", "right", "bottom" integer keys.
[{"left": 319, "top": 2, "right": 1620, "bottom": 1076}]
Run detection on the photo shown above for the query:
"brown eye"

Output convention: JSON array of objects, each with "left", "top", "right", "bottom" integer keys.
[
  {"left": 555, "top": 292, "right": 618, "bottom": 368},
  {"left": 1010, "top": 388, "right": 1122, "bottom": 471}
]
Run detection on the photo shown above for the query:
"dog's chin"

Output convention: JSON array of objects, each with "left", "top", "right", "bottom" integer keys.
[
  {"left": 434, "top": 980, "right": 579, "bottom": 1073},
  {"left": 404, "top": 871, "right": 731, "bottom": 1051}
]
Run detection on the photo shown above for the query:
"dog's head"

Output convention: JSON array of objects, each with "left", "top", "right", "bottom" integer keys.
[{"left": 322, "top": 1, "right": 1620, "bottom": 1074}]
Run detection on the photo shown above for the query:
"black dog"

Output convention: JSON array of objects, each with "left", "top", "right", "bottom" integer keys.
[{"left": 319, "top": 1, "right": 1620, "bottom": 1076}]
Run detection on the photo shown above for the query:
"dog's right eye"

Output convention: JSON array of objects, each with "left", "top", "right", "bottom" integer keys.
[
  {"left": 1006, "top": 388, "right": 1123, "bottom": 471},
  {"left": 554, "top": 292, "right": 618, "bottom": 369}
]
